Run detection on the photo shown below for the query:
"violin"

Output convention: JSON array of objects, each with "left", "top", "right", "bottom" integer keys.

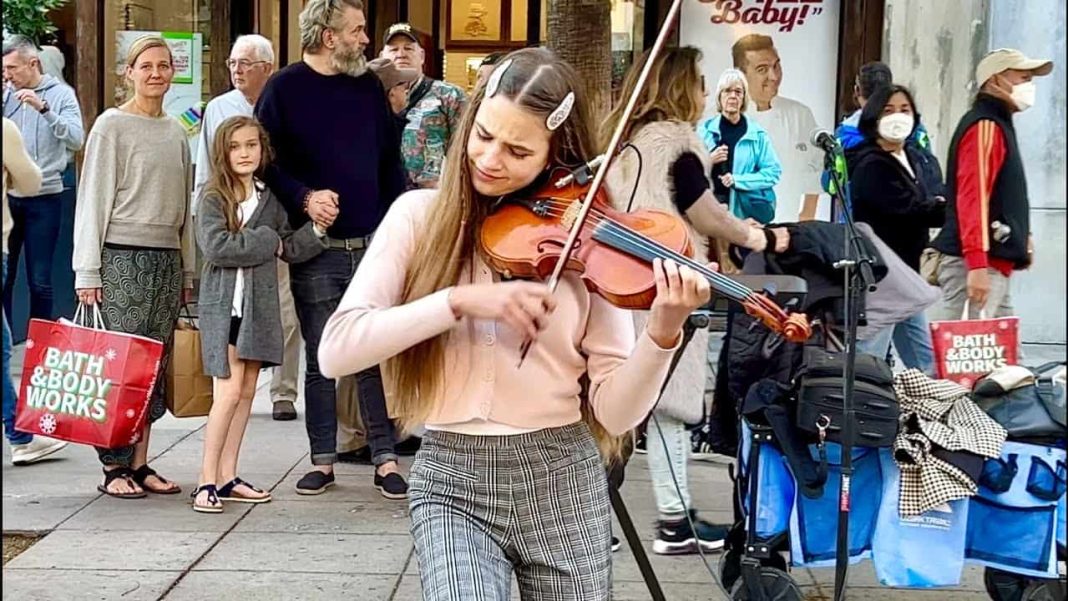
[{"left": 480, "top": 178, "right": 812, "bottom": 343}]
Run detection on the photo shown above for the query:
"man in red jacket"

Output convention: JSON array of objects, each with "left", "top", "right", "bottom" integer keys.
[{"left": 930, "top": 49, "right": 1053, "bottom": 320}]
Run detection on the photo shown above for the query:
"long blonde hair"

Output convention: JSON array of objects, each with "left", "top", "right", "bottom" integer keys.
[
  {"left": 602, "top": 46, "right": 706, "bottom": 146},
  {"left": 387, "top": 47, "right": 628, "bottom": 460},
  {"left": 203, "top": 116, "right": 274, "bottom": 232}
]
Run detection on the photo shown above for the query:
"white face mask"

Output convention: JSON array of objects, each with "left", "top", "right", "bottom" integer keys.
[
  {"left": 878, "top": 112, "right": 914, "bottom": 143},
  {"left": 1011, "top": 81, "right": 1036, "bottom": 111}
]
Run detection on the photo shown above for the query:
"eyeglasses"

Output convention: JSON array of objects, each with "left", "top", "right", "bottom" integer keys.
[{"left": 226, "top": 59, "right": 269, "bottom": 71}]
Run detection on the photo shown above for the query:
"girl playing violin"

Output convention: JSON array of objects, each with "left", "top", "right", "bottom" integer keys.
[{"left": 318, "top": 47, "right": 712, "bottom": 600}]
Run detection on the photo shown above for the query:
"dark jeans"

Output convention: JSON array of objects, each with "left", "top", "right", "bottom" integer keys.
[
  {"left": 2, "top": 192, "right": 63, "bottom": 322},
  {"left": 290, "top": 247, "right": 397, "bottom": 467}
]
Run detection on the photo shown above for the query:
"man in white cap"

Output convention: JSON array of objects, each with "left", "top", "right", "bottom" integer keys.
[{"left": 930, "top": 48, "right": 1053, "bottom": 322}]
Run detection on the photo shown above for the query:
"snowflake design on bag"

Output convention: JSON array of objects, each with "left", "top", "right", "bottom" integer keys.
[
  {"left": 105, "top": 349, "right": 117, "bottom": 361},
  {"left": 38, "top": 413, "right": 57, "bottom": 435},
  {"left": 125, "top": 409, "right": 136, "bottom": 419},
  {"left": 25, "top": 339, "right": 35, "bottom": 349}
]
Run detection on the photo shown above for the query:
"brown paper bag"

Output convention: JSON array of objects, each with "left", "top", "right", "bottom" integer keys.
[{"left": 165, "top": 318, "right": 213, "bottom": 417}]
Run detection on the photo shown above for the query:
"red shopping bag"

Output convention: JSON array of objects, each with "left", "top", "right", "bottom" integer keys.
[
  {"left": 930, "top": 313, "right": 1019, "bottom": 388},
  {"left": 16, "top": 307, "right": 164, "bottom": 448}
]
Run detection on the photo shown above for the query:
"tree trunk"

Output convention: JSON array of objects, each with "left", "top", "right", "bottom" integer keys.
[{"left": 546, "top": 0, "right": 612, "bottom": 122}]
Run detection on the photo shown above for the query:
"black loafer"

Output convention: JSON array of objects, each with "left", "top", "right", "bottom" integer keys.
[
  {"left": 374, "top": 472, "right": 408, "bottom": 500},
  {"left": 272, "top": 400, "right": 297, "bottom": 421},
  {"left": 295, "top": 470, "right": 335, "bottom": 495}
]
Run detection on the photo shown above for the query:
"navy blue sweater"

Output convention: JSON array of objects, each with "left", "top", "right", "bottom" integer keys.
[{"left": 255, "top": 62, "right": 405, "bottom": 238}]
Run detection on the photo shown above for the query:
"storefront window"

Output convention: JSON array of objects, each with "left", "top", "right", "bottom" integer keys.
[{"left": 610, "top": 0, "right": 642, "bottom": 96}]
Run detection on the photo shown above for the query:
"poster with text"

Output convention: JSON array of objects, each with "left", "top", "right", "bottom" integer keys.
[
  {"left": 115, "top": 31, "right": 205, "bottom": 153},
  {"left": 681, "top": 0, "right": 841, "bottom": 222}
]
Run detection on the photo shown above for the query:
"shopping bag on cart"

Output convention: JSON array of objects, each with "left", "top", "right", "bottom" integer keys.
[
  {"left": 15, "top": 304, "right": 163, "bottom": 448},
  {"left": 930, "top": 307, "right": 1019, "bottom": 388},
  {"left": 872, "top": 450, "right": 968, "bottom": 587}
]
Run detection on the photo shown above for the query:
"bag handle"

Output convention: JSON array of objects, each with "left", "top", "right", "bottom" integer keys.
[
  {"left": 73, "top": 303, "right": 107, "bottom": 331},
  {"left": 962, "top": 299, "right": 987, "bottom": 320}
]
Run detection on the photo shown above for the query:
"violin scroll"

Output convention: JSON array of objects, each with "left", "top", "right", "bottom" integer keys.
[{"left": 741, "top": 294, "right": 813, "bottom": 343}]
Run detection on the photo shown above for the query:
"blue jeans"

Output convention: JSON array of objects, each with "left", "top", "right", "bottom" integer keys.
[
  {"left": 2, "top": 192, "right": 63, "bottom": 323},
  {"left": 856, "top": 312, "right": 935, "bottom": 375},
  {"left": 289, "top": 247, "right": 397, "bottom": 467},
  {"left": 3, "top": 254, "right": 33, "bottom": 445}
]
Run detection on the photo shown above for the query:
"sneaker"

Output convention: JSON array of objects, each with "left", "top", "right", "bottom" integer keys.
[
  {"left": 611, "top": 536, "right": 622, "bottom": 552},
  {"left": 337, "top": 447, "right": 372, "bottom": 464},
  {"left": 295, "top": 470, "right": 335, "bottom": 495},
  {"left": 272, "top": 400, "right": 297, "bottom": 421},
  {"left": 652, "top": 511, "right": 727, "bottom": 555},
  {"left": 374, "top": 471, "right": 409, "bottom": 500},
  {"left": 10, "top": 436, "right": 68, "bottom": 466}
]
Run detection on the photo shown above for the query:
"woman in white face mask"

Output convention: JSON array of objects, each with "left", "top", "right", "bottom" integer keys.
[{"left": 845, "top": 84, "right": 946, "bottom": 374}]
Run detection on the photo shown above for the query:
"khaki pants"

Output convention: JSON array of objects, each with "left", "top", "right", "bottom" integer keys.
[
  {"left": 336, "top": 376, "right": 366, "bottom": 452},
  {"left": 929, "top": 255, "right": 1015, "bottom": 321},
  {"left": 271, "top": 260, "right": 303, "bottom": 403}
]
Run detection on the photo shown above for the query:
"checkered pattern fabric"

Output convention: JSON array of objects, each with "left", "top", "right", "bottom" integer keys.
[
  {"left": 408, "top": 423, "right": 612, "bottom": 600},
  {"left": 893, "top": 369, "right": 1007, "bottom": 516}
]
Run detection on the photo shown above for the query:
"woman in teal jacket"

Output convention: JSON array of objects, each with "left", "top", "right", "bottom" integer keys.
[{"left": 697, "top": 68, "right": 782, "bottom": 224}]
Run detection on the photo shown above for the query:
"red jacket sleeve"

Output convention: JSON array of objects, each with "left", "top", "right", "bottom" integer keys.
[{"left": 955, "top": 120, "right": 1006, "bottom": 270}]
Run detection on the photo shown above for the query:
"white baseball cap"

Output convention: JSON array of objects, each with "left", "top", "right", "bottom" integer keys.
[{"left": 976, "top": 48, "right": 1053, "bottom": 87}]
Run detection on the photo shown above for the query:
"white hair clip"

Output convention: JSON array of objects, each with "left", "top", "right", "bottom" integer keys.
[
  {"left": 546, "top": 92, "right": 575, "bottom": 131},
  {"left": 486, "top": 58, "right": 512, "bottom": 97}
]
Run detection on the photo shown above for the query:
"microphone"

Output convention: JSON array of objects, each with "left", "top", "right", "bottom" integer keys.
[
  {"left": 810, "top": 128, "right": 840, "bottom": 154},
  {"left": 554, "top": 154, "right": 606, "bottom": 188}
]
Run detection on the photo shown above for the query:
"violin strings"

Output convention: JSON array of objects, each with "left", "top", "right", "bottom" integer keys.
[
  {"left": 529, "top": 202, "right": 754, "bottom": 301},
  {"left": 528, "top": 201, "right": 755, "bottom": 301}
]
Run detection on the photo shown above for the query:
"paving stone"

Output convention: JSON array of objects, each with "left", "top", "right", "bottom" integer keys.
[
  {"left": 0, "top": 569, "right": 180, "bottom": 601},
  {"left": 56, "top": 493, "right": 251, "bottom": 533},
  {"left": 234, "top": 500, "right": 412, "bottom": 535},
  {"left": 163, "top": 571, "right": 399, "bottom": 601},
  {"left": 192, "top": 532, "right": 412, "bottom": 575},
  {"left": 6, "top": 530, "right": 219, "bottom": 571},
  {"left": 1, "top": 495, "right": 95, "bottom": 533}
]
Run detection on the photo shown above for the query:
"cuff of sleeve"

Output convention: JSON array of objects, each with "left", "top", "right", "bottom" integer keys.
[
  {"left": 41, "top": 109, "right": 59, "bottom": 125},
  {"left": 640, "top": 327, "right": 684, "bottom": 355},
  {"left": 426, "top": 287, "right": 462, "bottom": 327},
  {"left": 75, "top": 272, "right": 103, "bottom": 289},
  {"left": 964, "top": 250, "right": 989, "bottom": 271},
  {"left": 312, "top": 224, "right": 327, "bottom": 238}
]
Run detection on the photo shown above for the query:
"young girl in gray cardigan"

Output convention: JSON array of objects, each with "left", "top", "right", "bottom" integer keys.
[{"left": 192, "top": 116, "right": 327, "bottom": 513}]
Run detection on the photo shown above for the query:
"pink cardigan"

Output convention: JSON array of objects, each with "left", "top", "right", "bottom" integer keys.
[{"left": 318, "top": 190, "right": 679, "bottom": 435}]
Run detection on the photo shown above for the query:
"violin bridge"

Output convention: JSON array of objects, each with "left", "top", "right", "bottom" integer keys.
[{"left": 561, "top": 201, "right": 581, "bottom": 230}]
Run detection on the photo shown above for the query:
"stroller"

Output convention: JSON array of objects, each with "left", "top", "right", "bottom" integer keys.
[{"left": 708, "top": 243, "right": 1067, "bottom": 600}]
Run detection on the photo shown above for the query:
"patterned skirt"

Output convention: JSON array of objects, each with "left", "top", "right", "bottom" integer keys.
[{"left": 95, "top": 245, "right": 181, "bottom": 463}]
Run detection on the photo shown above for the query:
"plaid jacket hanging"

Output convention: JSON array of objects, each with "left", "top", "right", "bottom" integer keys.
[{"left": 892, "top": 370, "right": 1007, "bottom": 516}]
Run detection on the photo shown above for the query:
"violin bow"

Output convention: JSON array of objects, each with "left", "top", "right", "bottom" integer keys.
[{"left": 518, "top": 0, "right": 685, "bottom": 366}]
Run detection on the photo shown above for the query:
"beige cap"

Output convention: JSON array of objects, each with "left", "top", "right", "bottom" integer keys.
[
  {"left": 976, "top": 48, "right": 1053, "bottom": 86},
  {"left": 368, "top": 57, "right": 419, "bottom": 91}
]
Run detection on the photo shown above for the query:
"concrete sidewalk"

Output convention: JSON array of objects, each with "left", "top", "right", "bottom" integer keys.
[{"left": 3, "top": 344, "right": 1064, "bottom": 600}]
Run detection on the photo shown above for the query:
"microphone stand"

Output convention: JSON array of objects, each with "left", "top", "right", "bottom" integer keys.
[{"left": 821, "top": 141, "right": 875, "bottom": 601}]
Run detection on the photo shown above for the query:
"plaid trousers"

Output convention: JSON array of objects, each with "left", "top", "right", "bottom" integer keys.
[{"left": 409, "top": 422, "right": 613, "bottom": 600}]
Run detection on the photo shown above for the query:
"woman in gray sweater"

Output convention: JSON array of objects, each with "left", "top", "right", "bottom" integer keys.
[
  {"left": 73, "top": 36, "right": 194, "bottom": 498},
  {"left": 191, "top": 116, "right": 326, "bottom": 513}
]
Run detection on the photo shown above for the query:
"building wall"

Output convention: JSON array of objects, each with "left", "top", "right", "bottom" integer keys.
[{"left": 883, "top": 0, "right": 1067, "bottom": 344}]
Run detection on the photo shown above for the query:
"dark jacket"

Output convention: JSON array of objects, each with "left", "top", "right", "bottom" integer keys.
[
  {"left": 931, "top": 94, "right": 1031, "bottom": 268},
  {"left": 846, "top": 140, "right": 945, "bottom": 271},
  {"left": 196, "top": 185, "right": 327, "bottom": 377}
]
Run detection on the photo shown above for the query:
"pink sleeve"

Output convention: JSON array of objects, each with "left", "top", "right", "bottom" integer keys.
[
  {"left": 582, "top": 296, "right": 681, "bottom": 435},
  {"left": 317, "top": 192, "right": 458, "bottom": 379}
]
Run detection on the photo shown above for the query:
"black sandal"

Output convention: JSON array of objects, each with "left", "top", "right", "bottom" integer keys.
[
  {"left": 97, "top": 467, "right": 147, "bottom": 499},
  {"left": 218, "top": 477, "right": 272, "bottom": 504},
  {"left": 131, "top": 464, "right": 182, "bottom": 495},
  {"left": 191, "top": 484, "right": 223, "bottom": 514}
]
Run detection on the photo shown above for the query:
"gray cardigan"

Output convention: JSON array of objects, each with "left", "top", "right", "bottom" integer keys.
[{"left": 196, "top": 184, "right": 326, "bottom": 377}]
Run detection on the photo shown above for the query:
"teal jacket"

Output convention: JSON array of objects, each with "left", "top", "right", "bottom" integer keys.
[{"left": 697, "top": 115, "right": 782, "bottom": 223}]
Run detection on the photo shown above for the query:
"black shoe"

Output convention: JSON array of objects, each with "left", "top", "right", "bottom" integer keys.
[
  {"left": 395, "top": 436, "right": 422, "bottom": 456},
  {"left": 611, "top": 536, "right": 621, "bottom": 552},
  {"left": 634, "top": 432, "right": 647, "bottom": 454},
  {"left": 374, "top": 471, "right": 408, "bottom": 500},
  {"left": 272, "top": 400, "right": 297, "bottom": 421},
  {"left": 337, "top": 447, "right": 372, "bottom": 464},
  {"left": 652, "top": 511, "right": 727, "bottom": 555},
  {"left": 295, "top": 470, "right": 335, "bottom": 495}
]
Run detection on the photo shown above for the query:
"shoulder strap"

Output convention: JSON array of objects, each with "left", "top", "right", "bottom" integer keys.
[{"left": 401, "top": 78, "right": 434, "bottom": 119}]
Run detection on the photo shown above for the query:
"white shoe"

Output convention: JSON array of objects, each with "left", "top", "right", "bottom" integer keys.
[{"left": 10, "top": 436, "right": 68, "bottom": 466}]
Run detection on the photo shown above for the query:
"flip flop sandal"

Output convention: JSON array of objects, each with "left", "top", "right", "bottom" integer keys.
[
  {"left": 191, "top": 484, "right": 224, "bottom": 514},
  {"left": 132, "top": 464, "right": 182, "bottom": 495},
  {"left": 97, "top": 467, "right": 147, "bottom": 499},
  {"left": 218, "top": 477, "right": 272, "bottom": 504}
]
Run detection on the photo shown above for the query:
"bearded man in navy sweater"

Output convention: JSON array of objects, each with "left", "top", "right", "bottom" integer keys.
[{"left": 256, "top": 0, "right": 409, "bottom": 500}]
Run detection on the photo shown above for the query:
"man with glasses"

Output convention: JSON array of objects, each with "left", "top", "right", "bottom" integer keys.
[{"left": 193, "top": 35, "right": 303, "bottom": 423}]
